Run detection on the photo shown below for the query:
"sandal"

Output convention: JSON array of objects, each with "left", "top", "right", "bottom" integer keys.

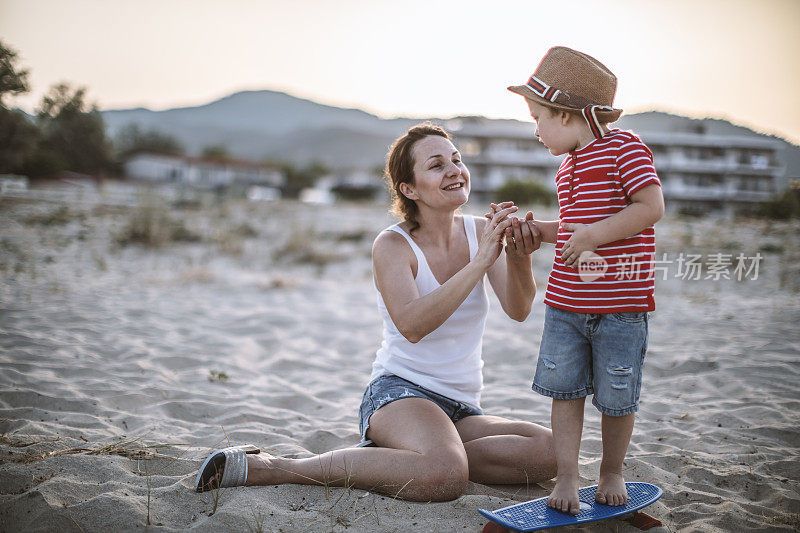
[{"left": 195, "top": 444, "right": 261, "bottom": 492}]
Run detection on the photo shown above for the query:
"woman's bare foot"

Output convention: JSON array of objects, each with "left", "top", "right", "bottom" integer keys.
[
  {"left": 547, "top": 474, "right": 581, "bottom": 515},
  {"left": 595, "top": 471, "right": 628, "bottom": 506}
]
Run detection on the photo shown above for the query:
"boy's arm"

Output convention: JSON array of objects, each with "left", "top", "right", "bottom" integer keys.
[
  {"left": 560, "top": 184, "right": 664, "bottom": 267},
  {"left": 530, "top": 219, "right": 559, "bottom": 244}
]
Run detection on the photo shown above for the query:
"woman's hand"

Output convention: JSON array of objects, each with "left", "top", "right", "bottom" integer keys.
[
  {"left": 475, "top": 203, "right": 517, "bottom": 271},
  {"left": 485, "top": 202, "right": 542, "bottom": 259},
  {"left": 560, "top": 222, "right": 598, "bottom": 267}
]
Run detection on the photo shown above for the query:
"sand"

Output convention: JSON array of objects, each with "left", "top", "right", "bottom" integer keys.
[{"left": 1, "top": 190, "right": 799, "bottom": 532}]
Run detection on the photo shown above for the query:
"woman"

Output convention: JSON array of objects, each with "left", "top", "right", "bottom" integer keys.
[{"left": 196, "top": 123, "right": 557, "bottom": 501}]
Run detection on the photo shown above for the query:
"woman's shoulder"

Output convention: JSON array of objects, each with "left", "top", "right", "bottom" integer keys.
[
  {"left": 372, "top": 226, "right": 417, "bottom": 277},
  {"left": 372, "top": 226, "right": 411, "bottom": 255}
]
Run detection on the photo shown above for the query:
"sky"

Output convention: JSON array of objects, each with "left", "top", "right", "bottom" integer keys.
[{"left": 1, "top": 0, "right": 798, "bottom": 144}]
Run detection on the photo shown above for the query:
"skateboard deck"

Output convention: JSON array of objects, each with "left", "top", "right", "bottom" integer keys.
[{"left": 478, "top": 482, "right": 662, "bottom": 532}]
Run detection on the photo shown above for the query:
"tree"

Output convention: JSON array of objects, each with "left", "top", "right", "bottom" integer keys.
[
  {"left": 201, "top": 144, "right": 230, "bottom": 161},
  {"left": 0, "top": 40, "right": 38, "bottom": 174},
  {"left": 26, "top": 83, "right": 114, "bottom": 176},
  {"left": 114, "top": 123, "right": 183, "bottom": 158},
  {"left": 280, "top": 160, "right": 330, "bottom": 197},
  {"left": 0, "top": 40, "right": 29, "bottom": 107},
  {"left": 0, "top": 107, "right": 39, "bottom": 173}
]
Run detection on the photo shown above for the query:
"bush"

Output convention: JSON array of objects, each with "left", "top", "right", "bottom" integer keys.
[
  {"left": 494, "top": 179, "right": 556, "bottom": 206},
  {"left": 756, "top": 187, "right": 800, "bottom": 220},
  {"left": 331, "top": 184, "right": 377, "bottom": 201}
]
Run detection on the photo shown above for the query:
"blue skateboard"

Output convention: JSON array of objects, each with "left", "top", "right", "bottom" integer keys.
[{"left": 479, "top": 482, "right": 662, "bottom": 532}]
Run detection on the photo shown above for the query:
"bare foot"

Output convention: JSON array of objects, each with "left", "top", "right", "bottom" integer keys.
[
  {"left": 547, "top": 475, "right": 581, "bottom": 515},
  {"left": 596, "top": 471, "right": 628, "bottom": 506}
]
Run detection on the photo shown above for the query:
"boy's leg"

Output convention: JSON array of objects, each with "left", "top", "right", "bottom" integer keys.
[
  {"left": 591, "top": 311, "right": 649, "bottom": 506},
  {"left": 597, "top": 412, "right": 635, "bottom": 505},
  {"left": 532, "top": 306, "right": 593, "bottom": 515},
  {"left": 548, "top": 397, "right": 585, "bottom": 515}
]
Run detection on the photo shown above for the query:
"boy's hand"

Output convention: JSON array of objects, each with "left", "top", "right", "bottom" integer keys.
[{"left": 560, "top": 222, "right": 598, "bottom": 267}]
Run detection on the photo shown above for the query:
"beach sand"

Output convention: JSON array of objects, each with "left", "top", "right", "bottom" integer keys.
[{"left": 1, "top": 194, "right": 799, "bottom": 532}]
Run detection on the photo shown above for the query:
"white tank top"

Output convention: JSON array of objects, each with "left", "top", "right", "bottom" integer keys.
[{"left": 370, "top": 215, "right": 489, "bottom": 408}]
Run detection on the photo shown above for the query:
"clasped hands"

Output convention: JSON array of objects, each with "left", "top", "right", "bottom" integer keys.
[
  {"left": 486, "top": 204, "right": 600, "bottom": 267},
  {"left": 485, "top": 201, "right": 542, "bottom": 258}
]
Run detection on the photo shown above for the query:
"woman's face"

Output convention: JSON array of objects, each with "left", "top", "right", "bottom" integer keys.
[{"left": 404, "top": 135, "right": 470, "bottom": 209}]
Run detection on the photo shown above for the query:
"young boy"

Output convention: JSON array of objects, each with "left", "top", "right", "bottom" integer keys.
[{"left": 507, "top": 46, "right": 664, "bottom": 515}]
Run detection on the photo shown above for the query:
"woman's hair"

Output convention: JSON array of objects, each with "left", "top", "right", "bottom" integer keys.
[{"left": 384, "top": 122, "right": 451, "bottom": 234}]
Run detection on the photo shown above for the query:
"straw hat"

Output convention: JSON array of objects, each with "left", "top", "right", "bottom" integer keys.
[{"left": 508, "top": 46, "right": 622, "bottom": 124}]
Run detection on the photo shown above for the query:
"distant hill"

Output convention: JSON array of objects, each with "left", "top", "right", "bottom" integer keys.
[{"left": 101, "top": 90, "right": 800, "bottom": 182}]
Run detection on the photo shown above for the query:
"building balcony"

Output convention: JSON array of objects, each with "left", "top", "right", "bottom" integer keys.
[
  {"left": 662, "top": 182, "right": 774, "bottom": 202},
  {"left": 464, "top": 150, "right": 560, "bottom": 168},
  {"left": 655, "top": 157, "right": 781, "bottom": 176}
]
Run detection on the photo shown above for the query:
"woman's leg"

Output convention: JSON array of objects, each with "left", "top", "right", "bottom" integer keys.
[
  {"left": 454, "top": 415, "right": 557, "bottom": 485},
  {"left": 245, "top": 398, "right": 469, "bottom": 501}
]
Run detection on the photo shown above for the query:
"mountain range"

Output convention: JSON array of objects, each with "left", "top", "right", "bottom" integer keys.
[{"left": 101, "top": 90, "right": 800, "bottom": 182}]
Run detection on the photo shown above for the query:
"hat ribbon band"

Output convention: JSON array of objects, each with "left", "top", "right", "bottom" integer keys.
[
  {"left": 526, "top": 75, "right": 561, "bottom": 103},
  {"left": 582, "top": 105, "right": 614, "bottom": 140}
]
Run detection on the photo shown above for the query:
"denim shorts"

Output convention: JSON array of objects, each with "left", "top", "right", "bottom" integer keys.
[
  {"left": 532, "top": 305, "right": 649, "bottom": 416},
  {"left": 357, "top": 373, "right": 483, "bottom": 446}
]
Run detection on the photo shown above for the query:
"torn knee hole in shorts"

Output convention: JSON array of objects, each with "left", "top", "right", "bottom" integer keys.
[
  {"left": 607, "top": 364, "right": 632, "bottom": 377},
  {"left": 610, "top": 381, "right": 629, "bottom": 390},
  {"left": 541, "top": 358, "right": 556, "bottom": 370}
]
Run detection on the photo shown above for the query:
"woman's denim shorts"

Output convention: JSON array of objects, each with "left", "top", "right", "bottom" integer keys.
[
  {"left": 357, "top": 373, "right": 483, "bottom": 447},
  {"left": 532, "top": 305, "right": 649, "bottom": 416}
]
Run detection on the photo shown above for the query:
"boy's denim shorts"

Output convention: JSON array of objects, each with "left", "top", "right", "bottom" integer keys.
[
  {"left": 357, "top": 373, "right": 483, "bottom": 447},
  {"left": 532, "top": 305, "right": 649, "bottom": 416}
]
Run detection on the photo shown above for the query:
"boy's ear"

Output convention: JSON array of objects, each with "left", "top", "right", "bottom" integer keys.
[
  {"left": 559, "top": 110, "right": 572, "bottom": 126},
  {"left": 399, "top": 182, "right": 419, "bottom": 200}
]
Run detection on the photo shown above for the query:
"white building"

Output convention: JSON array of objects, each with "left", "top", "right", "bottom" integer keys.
[
  {"left": 449, "top": 119, "right": 785, "bottom": 215},
  {"left": 124, "top": 153, "right": 286, "bottom": 190}
]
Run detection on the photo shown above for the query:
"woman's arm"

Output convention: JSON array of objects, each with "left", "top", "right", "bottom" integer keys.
[
  {"left": 373, "top": 207, "right": 516, "bottom": 343},
  {"left": 482, "top": 214, "right": 541, "bottom": 322}
]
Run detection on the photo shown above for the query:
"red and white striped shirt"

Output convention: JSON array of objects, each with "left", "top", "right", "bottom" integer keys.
[{"left": 544, "top": 129, "right": 661, "bottom": 313}]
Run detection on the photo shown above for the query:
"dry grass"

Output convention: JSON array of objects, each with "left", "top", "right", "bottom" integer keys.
[
  {"left": 23, "top": 206, "right": 85, "bottom": 226},
  {"left": 176, "top": 268, "right": 214, "bottom": 283},
  {"left": 273, "top": 224, "right": 346, "bottom": 267},
  {"left": 4, "top": 436, "right": 188, "bottom": 465},
  {"left": 116, "top": 196, "right": 201, "bottom": 248},
  {"left": 258, "top": 275, "right": 299, "bottom": 291}
]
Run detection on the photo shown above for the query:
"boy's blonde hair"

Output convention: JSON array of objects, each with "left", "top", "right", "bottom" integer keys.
[{"left": 526, "top": 97, "right": 610, "bottom": 126}]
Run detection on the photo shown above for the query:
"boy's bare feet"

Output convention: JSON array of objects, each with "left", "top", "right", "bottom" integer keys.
[
  {"left": 596, "top": 471, "right": 628, "bottom": 506},
  {"left": 548, "top": 475, "right": 581, "bottom": 515}
]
